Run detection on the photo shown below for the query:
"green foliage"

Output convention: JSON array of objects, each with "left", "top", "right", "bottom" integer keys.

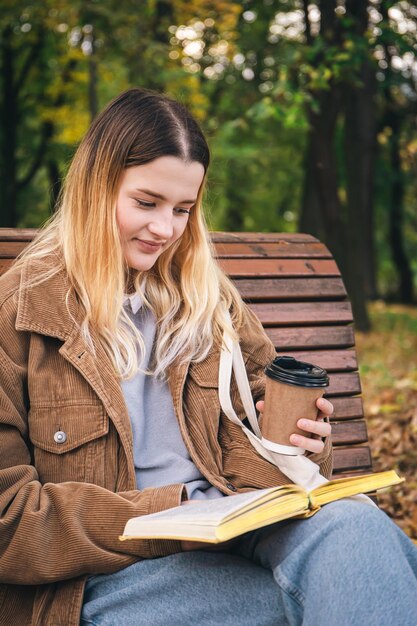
[
  {"left": 206, "top": 110, "right": 305, "bottom": 232},
  {"left": 1, "top": 0, "right": 416, "bottom": 300}
]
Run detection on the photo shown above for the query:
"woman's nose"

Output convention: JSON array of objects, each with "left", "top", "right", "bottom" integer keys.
[{"left": 148, "top": 210, "right": 174, "bottom": 240}]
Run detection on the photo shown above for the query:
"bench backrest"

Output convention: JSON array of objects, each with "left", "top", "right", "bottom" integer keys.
[{"left": 0, "top": 228, "right": 373, "bottom": 477}]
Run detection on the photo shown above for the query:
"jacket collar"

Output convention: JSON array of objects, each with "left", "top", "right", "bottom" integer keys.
[
  {"left": 15, "top": 257, "right": 147, "bottom": 337},
  {"left": 15, "top": 256, "right": 81, "bottom": 340}
]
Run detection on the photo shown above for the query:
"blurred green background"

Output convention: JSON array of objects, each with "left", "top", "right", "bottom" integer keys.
[{"left": 1, "top": 0, "right": 417, "bottom": 328}]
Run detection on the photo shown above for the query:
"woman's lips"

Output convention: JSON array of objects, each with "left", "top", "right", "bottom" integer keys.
[{"left": 133, "top": 238, "right": 165, "bottom": 253}]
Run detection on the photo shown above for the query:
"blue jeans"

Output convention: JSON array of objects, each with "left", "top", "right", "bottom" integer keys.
[{"left": 80, "top": 500, "right": 417, "bottom": 626}]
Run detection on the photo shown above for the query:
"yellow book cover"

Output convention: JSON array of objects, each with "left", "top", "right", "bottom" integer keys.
[{"left": 119, "top": 470, "right": 403, "bottom": 544}]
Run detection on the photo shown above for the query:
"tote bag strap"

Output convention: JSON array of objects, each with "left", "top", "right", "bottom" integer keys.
[{"left": 218, "top": 325, "right": 261, "bottom": 438}]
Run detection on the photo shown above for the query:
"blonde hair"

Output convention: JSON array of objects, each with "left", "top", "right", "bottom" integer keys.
[{"left": 13, "top": 88, "right": 245, "bottom": 379}]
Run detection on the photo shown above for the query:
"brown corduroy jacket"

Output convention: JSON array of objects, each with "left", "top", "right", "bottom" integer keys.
[{"left": 0, "top": 256, "right": 332, "bottom": 626}]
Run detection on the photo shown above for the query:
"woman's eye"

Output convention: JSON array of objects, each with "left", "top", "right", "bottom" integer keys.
[
  {"left": 174, "top": 207, "right": 191, "bottom": 215},
  {"left": 135, "top": 199, "right": 155, "bottom": 208}
]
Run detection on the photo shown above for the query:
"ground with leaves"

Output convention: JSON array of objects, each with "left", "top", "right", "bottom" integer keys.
[{"left": 356, "top": 301, "right": 417, "bottom": 542}]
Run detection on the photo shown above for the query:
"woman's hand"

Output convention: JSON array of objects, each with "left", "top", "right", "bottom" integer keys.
[{"left": 255, "top": 397, "right": 333, "bottom": 455}]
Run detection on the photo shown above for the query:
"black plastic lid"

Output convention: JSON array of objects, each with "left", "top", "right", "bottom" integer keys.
[{"left": 265, "top": 356, "right": 329, "bottom": 388}]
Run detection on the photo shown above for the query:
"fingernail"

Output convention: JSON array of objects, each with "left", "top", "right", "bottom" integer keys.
[{"left": 291, "top": 435, "right": 302, "bottom": 445}]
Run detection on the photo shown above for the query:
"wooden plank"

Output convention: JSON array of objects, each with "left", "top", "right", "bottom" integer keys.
[
  {"left": 332, "top": 446, "right": 372, "bottom": 472},
  {"left": 210, "top": 232, "right": 319, "bottom": 244},
  {"left": 0, "top": 259, "right": 14, "bottom": 276},
  {"left": 276, "top": 349, "right": 357, "bottom": 372},
  {"left": 331, "top": 420, "right": 368, "bottom": 445},
  {"left": 331, "top": 397, "right": 364, "bottom": 420},
  {"left": 1, "top": 230, "right": 319, "bottom": 245},
  {"left": 213, "top": 241, "right": 332, "bottom": 259},
  {"left": 0, "top": 241, "right": 29, "bottom": 258},
  {"left": 0, "top": 228, "right": 37, "bottom": 241},
  {"left": 249, "top": 301, "right": 353, "bottom": 326},
  {"left": 218, "top": 258, "right": 340, "bottom": 278},
  {"left": 266, "top": 326, "right": 355, "bottom": 350},
  {"left": 324, "top": 373, "right": 361, "bottom": 397},
  {"left": 233, "top": 277, "right": 347, "bottom": 300}
]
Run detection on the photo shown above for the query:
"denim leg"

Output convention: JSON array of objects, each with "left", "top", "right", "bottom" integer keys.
[
  {"left": 234, "top": 500, "right": 417, "bottom": 626},
  {"left": 80, "top": 550, "right": 287, "bottom": 626}
]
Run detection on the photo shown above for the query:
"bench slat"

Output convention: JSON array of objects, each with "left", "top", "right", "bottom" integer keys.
[
  {"left": 324, "top": 373, "right": 361, "bottom": 397},
  {"left": 211, "top": 232, "right": 319, "bottom": 243},
  {"left": 0, "top": 241, "right": 332, "bottom": 262},
  {"left": 277, "top": 349, "right": 357, "bottom": 372},
  {"left": 248, "top": 301, "right": 353, "bottom": 325},
  {"left": 0, "top": 241, "right": 30, "bottom": 258},
  {"left": 0, "top": 228, "right": 37, "bottom": 241},
  {"left": 266, "top": 326, "right": 355, "bottom": 349},
  {"left": 330, "top": 397, "right": 364, "bottom": 420},
  {"left": 331, "top": 420, "right": 368, "bottom": 445},
  {"left": 233, "top": 277, "right": 347, "bottom": 300},
  {"left": 219, "top": 258, "right": 340, "bottom": 278},
  {"left": 213, "top": 241, "right": 332, "bottom": 259},
  {"left": 333, "top": 447, "right": 372, "bottom": 473},
  {"left": 0, "top": 259, "right": 14, "bottom": 274}
]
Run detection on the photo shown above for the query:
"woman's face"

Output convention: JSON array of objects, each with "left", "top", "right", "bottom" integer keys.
[{"left": 116, "top": 156, "right": 205, "bottom": 271}]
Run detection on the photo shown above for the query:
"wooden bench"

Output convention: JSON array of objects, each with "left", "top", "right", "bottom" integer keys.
[{"left": 0, "top": 228, "right": 372, "bottom": 478}]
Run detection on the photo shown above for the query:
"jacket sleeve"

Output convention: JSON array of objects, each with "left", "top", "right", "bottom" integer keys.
[
  {"left": 238, "top": 304, "right": 333, "bottom": 480},
  {"left": 0, "top": 295, "right": 187, "bottom": 586}
]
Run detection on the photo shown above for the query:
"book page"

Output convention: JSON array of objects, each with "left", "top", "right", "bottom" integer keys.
[
  {"left": 124, "top": 487, "right": 279, "bottom": 534},
  {"left": 311, "top": 470, "right": 403, "bottom": 506}
]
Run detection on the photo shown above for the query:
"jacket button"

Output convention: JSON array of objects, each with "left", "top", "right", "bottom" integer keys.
[
  {"left": 54, "top": 430, "right": 67, "bottom": 444},
  {"left": 226, "top": 482, "right": 237, "bottom": 492}
]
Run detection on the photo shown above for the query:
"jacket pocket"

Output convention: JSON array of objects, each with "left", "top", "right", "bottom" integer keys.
[
  {"left": 28, "top": 404, "right": 109, "bottom": 484},
  {"left": 187, "top": 362, "right": 219, "bottom": 388},
  {"left": 184, "top": 363, "right": 223, "bottom": 473}
]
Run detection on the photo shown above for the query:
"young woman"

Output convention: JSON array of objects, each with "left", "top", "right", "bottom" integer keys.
[{"left": 0, "top": 88, "right": 416, "bottom": 626}]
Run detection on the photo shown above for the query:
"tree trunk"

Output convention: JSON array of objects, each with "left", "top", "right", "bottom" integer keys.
[
  {"left": 299, "top": 134, "right": 325, "bottom": 241},
  {"left": 387, "top": 114, "right": 414, "bottom": 302},
  {"left": 224, "top": 160, "right": 245, "bottom": 231},
  {"left": 343, "top": 0, "right": 374, "bottom": 330},
  {"left": 344, "top": 67, "right": 377, "bottom": 300},
  {"left": 379, "top": 3, "right": 414, "bottom": 304},
  {"left": 300, "top": 1, "right": 347, "bottom": 276}
]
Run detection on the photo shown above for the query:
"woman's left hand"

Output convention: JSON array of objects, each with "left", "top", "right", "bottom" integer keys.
[{"left": 255, "top": 397, "right": 333, "bottom": 455}]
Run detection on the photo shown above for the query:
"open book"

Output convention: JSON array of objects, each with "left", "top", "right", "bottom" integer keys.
[{"left": 120, "top": 470, "right": 403, "bottom": 544}]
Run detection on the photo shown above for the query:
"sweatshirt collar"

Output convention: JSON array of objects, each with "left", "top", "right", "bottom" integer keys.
[{"left": 123, "top": 292, "right": 143, "bottom": 314}]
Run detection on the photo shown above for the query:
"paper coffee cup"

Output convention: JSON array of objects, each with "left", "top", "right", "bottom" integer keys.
[{"left": 261, "top": 356, "right": 329, "bottom": 455}]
